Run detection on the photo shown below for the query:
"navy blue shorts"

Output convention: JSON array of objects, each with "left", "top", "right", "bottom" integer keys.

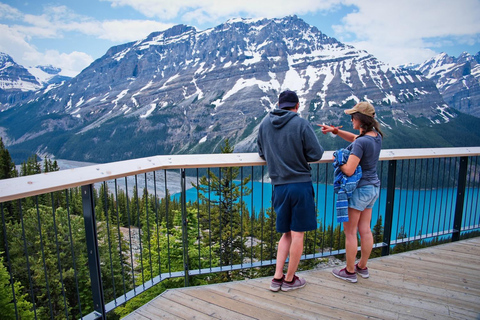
[{"left": 272, "top": 182, "right": 317, "bottom": 233}]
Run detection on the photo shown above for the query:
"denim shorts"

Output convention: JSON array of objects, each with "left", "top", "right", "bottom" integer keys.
[
  {"left": 272, "top": 182, "right": 317, "bottom": 233},
  {"left": 348, "top": 184, "right": 380, "bottom": 211}
]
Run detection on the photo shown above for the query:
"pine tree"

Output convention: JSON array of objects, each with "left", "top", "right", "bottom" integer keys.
[
  {"left": 6, "top": 205, "right": 91, "bottom": 319},
  {"left": 0, "top": 138, "right": 17, "bottom": 180},
  {"left": 371, "top": 216, "right": 384, "bottom": 257},
  {"left": 194, "top": 139, "right": 252, "bottom": 281},
  {"left": 0, "top": 254, "right": 34, "bottom": 319}
]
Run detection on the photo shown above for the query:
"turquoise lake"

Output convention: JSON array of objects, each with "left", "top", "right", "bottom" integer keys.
[{"left": 173, "top": 181, "right": 479, "bottom": 241}]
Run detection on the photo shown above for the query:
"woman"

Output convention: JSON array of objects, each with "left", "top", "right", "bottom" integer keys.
[{"left": 318, "top": 101, "right": 383, "bottom": 283}]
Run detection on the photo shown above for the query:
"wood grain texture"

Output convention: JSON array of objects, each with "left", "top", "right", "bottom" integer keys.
[{"left": 123, "top": 237, "right": 480, "bottom": 320}]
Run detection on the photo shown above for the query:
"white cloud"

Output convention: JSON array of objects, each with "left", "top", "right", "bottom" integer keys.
[
  {"left": 97, "top": 20, "right": 173, "bottom": 41},
  {"left": 1, "top": 0, "right": 479, "bottom": 74},
  {"left": 0, "top": 3, "right": 173, "bottom": 75},
  {"left": 102, "top": 0, "right": 341, "bottom": 24},
  {"left": 333, "top": 0, "right": 480, "bottom": 65},
  {"left": 26, "top": 50, "right": 94, "bottom": 77},
  {"left": 0, "top": 24, "right": 39, "bottom": 62},
  {"left": 0, "top": 3, "right": 22, "bottom": 20}
]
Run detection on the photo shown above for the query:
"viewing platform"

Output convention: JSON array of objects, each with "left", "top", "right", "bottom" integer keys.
[
  {"left": 124, "top": 237, "right": 480, "bottom": 320},
  {"left": 0, "top": 147, "right": 479, "bottom": 319}
]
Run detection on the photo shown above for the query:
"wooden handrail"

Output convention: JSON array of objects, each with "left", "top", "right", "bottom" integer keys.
[{"left": 1, "top": 147, "right": 479, "bottom": 202}]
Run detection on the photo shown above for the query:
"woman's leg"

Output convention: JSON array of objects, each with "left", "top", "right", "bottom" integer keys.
[
  {"left": 343, "top": 208, "right": 361, "bottom": 273},
  {"left": 357, "top": 208, "right": 373, "bottom": 269}
]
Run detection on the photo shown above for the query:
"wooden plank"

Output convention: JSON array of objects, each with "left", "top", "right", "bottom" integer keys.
[
  {"left": 217, "top": 280, "right": 379, "bottom": 320},
  {"left": 180, "top": 286, "right": 290, "bottom": 320},
  {"left": 162, "top": 290, "right": 252, "bottom": 320},
  {"left": 140, "top": 294, "right": 209, "bottom": 319},
  {"left": 121, "top": 312, "right": 150, "bottom": 320},
  {"left": 304, "top": 272, "right": 455, "bottom": 319},
  {"left": 245, "top": 273, "right": 445, "bottom": 320},
  {"left": 134, "top": 308, "right": 183, "bottom": 319},
  {"left": 373, "top": 255, "right": 480, "bottom": 289},
  {"left": 122, "top": 238, "right": 480, "bottom": 320},
  {"left": 435, "top": 243, "right": 480, "bottom": 255},
  {"left": 371, "top": 258, "right": 480, "bottom": 293},
  {"left": 368, "top": 268, "right": 480, "bottom": 308}
]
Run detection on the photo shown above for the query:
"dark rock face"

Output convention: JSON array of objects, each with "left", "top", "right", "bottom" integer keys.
[{"left": 414, "top": 52, "right": 480, "bottom": 117}]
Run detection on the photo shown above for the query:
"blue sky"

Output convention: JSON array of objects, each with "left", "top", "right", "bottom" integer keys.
[{"left": 1, "top": 0, "right": 480, "bottom": 76}]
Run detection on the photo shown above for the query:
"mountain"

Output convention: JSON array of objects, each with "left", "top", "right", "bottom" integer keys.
[
  {"left": 408, "top": 51, "right": 480, "bottom": 117},
  {"left": 0, "top": 53, "right": 40, "bottom": 108},
  {"left": 27, "top": 65, "right": 72, "bottom": 87},
  {"left": 0, "top": 53, "right": 72, "bottom": 112},
  {"left": 0, "top": 53, "right": 41, "bottom": 91},
  {"left": 0, "top": 16, "right": 479, "bottom": 163}
]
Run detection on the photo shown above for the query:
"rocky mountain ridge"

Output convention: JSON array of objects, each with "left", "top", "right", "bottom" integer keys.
[
  {"left": 407, "top": 51, "right": 480, "bottom": 117},
  {"left": 0, "top": 16, "right": 478, "bottom": 163}
]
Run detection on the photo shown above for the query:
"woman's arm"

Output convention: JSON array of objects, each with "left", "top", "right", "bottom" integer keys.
[
  {"left": 340, "top": 153, "right": 361, "bottom": 176},
  {"left": 317, "top": 124, "right": 357, "bottom": 142}
]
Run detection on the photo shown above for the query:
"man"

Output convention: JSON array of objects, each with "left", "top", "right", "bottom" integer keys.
[{"left": 257, "top": 90, "right": 324, "bottom": 292}]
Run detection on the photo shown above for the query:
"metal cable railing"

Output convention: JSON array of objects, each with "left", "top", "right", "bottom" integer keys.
[{"left": 0, "top": 148, "right": 479, "bottom": 320}]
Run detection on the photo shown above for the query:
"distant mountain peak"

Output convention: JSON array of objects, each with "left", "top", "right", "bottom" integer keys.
[
  {"left": 414, "top": 51, "right": 480, "bottom": 117},
  {"left": 36, "top": 65, "right": 62, "bottom": 75},
  {"left": 0, "top": 52, "right": 41, "bottom": 92}
]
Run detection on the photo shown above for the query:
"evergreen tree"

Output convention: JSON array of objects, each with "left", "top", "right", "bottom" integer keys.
[
  {"left": 194, "top": 139, "right": 252, "bottom": 281},
  {"left": 20, "top": 154, "right": 41, "bottom": 176},
  {"left": 371, "top": 216, "right": 384, "bottom": 257},
  {"left": 0, "top": 140, "right": 19, "bottom": 228},
  {"left": 0, "top": 138, "right": 17, "bottom": 180},
  {"left": 6, "top": 205, "right": 91, "bottom": 319},
  {"left": 0, "top": 254, "right": 34, "bottom": 319}
]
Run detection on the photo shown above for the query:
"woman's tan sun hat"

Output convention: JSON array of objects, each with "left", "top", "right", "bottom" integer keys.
[{"left": 344, "top": 101, "right": 375, "bottom": 117}]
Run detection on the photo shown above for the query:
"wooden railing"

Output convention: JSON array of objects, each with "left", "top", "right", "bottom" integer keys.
[{"left": 0, "top": 147, "right": 479, "bottom": 319}]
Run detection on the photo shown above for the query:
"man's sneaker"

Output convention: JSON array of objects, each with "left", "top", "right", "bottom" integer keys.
[
  {"left": 332, "top": 268, "right": 358, "bottom": 283},
  {"left": 281, "top": 275, "right": 306, "bottom": 291},
  {"left": 355, "top": 263, "right": 369, "bottom": 278},
  {"left": 269, "top": 275, "right": 284, "bottom": 292}
]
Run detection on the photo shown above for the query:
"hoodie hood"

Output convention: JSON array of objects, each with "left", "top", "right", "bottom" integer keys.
[{"left": 269, "top": 108, "right": 298, "bottom": 129}]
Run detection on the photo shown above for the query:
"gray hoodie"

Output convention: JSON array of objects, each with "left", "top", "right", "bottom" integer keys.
[{"left": 257, "top": 109, "right": 324, "bottom": 185}]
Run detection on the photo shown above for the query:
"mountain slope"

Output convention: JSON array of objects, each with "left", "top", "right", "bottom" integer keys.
[
  {"left": 411, "top": 51, "right": 480, "bottom": 117},
  {"left": 1, "top": 16, "right": 477, "bottom": 163}
]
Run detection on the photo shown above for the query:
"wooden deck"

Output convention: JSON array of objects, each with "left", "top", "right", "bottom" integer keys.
[{"left": 123, "top": 238, "right": 480, "bottom": 319}]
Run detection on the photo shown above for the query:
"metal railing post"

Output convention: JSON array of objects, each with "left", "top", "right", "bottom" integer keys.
[
  {"left": 382, "top": 160, "right": 397, "bottom": 256},
  {"left": 452, "top": 157, "right": 468, "bottom": 242},
  {"left": 82, "top": 185, "right": 106, "bottom": 320},
  {"left": 180, "top": 169, "right": 190, "bottom": 287}
]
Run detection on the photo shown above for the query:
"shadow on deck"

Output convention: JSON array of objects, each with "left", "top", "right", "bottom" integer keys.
[{"left": 123, "top": 238, "right": 480, "bottom": 320}]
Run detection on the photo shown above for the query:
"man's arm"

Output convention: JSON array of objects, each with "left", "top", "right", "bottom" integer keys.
[{"left": 304, "top": 125, "right": 324, "bottom": 162}]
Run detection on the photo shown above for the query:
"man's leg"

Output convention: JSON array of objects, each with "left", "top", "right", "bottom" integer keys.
[
  {"left": 274, "top": 232, "right": 291, "bottom": 279},
  {"left": 284, "top": 231, "right": 304, "bottom": 281}
]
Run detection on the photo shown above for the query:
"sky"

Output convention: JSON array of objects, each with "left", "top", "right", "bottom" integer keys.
[{"left": 1, "top": 0, "right": 480, "bottom": 77}]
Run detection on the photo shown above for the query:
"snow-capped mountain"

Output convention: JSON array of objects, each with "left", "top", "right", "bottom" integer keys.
[
  {"left": 0, "top": 53, "right": 41, "bottom": 92},
  {"left": 27, "top": 65, "right": 72, "bottom": 87},
  {"left": 0, "top": 16, "right": 474, "bottom": 162},
  {"left": 0, "top": 53, "right": 72, "bottom": 110},
  {"left": 411, "top": 51, "right": 480, "bottom": 117}
]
